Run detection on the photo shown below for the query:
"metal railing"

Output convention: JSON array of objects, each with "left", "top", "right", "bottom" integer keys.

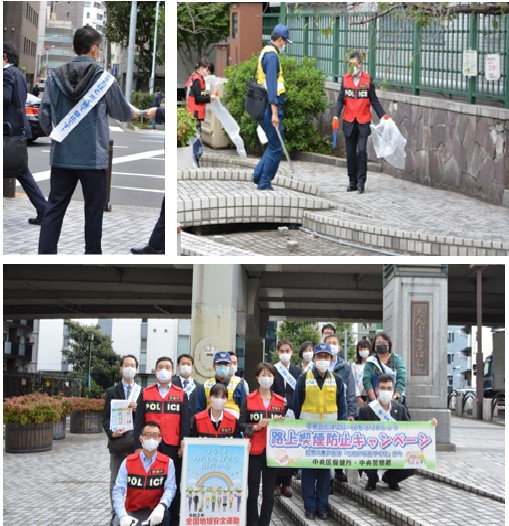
[{"left": 263, "top": 9, "right": 508, "bottom": 107}]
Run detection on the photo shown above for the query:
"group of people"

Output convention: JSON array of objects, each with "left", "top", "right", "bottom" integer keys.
[
  {"left": 187, "top": 23, "right": 389, "bottom": 193},
  {"left": 3, "top": 26, "right": 165, "bottom": 255},
  {"left": 102, "top": 326, "right": 437, "bottom": 525}
]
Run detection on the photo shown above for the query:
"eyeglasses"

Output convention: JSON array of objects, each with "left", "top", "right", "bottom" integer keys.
[{"left": 142, "top": 433, "right": 161, "bottom": 439}]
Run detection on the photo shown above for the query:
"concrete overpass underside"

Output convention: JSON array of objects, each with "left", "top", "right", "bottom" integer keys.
[{"left": 3, "top": 264, "right": 505, "bottom": 327}]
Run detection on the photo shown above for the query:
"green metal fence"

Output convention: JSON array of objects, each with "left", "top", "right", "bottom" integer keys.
[{"left": 263, "top": 9, "right": 509, "bottom": 108}]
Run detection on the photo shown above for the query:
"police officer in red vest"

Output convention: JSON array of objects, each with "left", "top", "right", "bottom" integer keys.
[
  {"left": 333, "top": 51, "right": 389, "bottom": 194},
  {"left": 112, "top": 421, "right": 175, "bottom": 526}
]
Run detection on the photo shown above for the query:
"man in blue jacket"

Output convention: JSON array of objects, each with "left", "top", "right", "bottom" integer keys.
[
  {"left": 3, "top": 42, "right": 47, "bottom": 225},
  {"left": 252, "top": 24, "right": 292, "bottom": 191},
  {"left": 38, "top": 25, "right": 136, "bottom": 254}
]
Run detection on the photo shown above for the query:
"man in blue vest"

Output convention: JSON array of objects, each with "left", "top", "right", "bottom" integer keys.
[{"left": 253, "top": 24, "right": 292, "bottom": 191}]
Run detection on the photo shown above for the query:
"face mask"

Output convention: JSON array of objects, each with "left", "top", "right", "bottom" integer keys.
[
  {"left": 359, "top": 350, "right": 370, "bottom": 359},
  {"left": 302, "top": 351, "right": 314, "bottom": 362},
  {"left": 279, "top": 353, "right": 291, "bottom": 364},
  {"left": 179, "top": 365, "right": 192, "bottom": 378},
  {"left": 315, "top": 360, "right": 330, "bottom": 373},
  {"left": 230, "top": 365, "right": 238, "bottom": 376},
  {"left": 122, "top": 367, "right": 136, "bottom": 379},
  {"left": 216, "top": 365, "right": 230, "bottom": 378},
  {"left": 156, "top": 369, "right": 172, "bottom": 383},
  {"left": 141, "top": 437, "right": 160, "bottom": 452},
  {"left": 376, "top": 344, "right": 389, "bottom": 355},
  {"left": 259, "top": 377, "right": 274, "bottom": 389},
  {"left": 210, "top": 397, "right": 227, "bottom": 411},
  {"left": 329, "top": 345, "right": 339, "bottom": 357},
  {"left": 377, "top": 390, "right": 394, "bottom": 404}
]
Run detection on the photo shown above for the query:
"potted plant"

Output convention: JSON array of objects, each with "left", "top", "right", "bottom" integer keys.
[
  {"left": 3, "top": 393, "right": 62, "bottom": 453},
  {"left": 177, "top": 107, "right": 198, "bottom": 169},
  {"left": 52, "top": 396, "right": 73, "bottom": 440},
  {"left": 68, "top": 397, "right": 105, "bottom": 434}
]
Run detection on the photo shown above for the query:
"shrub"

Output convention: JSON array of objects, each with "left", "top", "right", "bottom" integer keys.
[
  {"left": 223, "top": 55, "right": 332, "bottom": 154},
  {"left": 3, "top": 394, "right": 63, "bottom": 426},
  {"left": 66, "top": 397, "right": 105, "bottom": 413},
  {"left": 177, "top": 108, "right": 198, "bottom": 147},
  {"left": 132, "top": 91, "right": 154, "bottom": 110}
]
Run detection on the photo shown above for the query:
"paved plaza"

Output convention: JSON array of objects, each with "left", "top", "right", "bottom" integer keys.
[{"left": 3, "top": 416, "right": 504, "bottom": 525}]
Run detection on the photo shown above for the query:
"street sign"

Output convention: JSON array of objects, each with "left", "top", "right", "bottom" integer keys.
[{"left": 485, "top": 54, "right": 501, "bottom": 81}]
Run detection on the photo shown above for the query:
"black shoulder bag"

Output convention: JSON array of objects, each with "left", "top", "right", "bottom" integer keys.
[
  {"left": 244, "top": 61, "right": 268, "bottom": 121},
  {"left": 4, "top": 68, "right": 29, "bottom": 178}
]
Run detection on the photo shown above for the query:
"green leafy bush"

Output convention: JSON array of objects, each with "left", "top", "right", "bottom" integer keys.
[
  {"left": 66, "top": 397, "right": 105, "bottom": 413},
  {"left": 177, "top": 108, "right": 198, "bottom": 147},
  {"left": 223, "top": 55, "right": 332, "bottom": 154},
  {"left": 3, "top": 394, "right": 63, "bottom": 425},
  {"left": 131, "top": 91, "right": 154, "bottom": 110}
]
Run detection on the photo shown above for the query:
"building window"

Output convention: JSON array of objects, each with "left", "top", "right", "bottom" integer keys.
[
  {"left": 177, "top": 335, "right": 190, "bottom": 355},
  {"left": 231, "top": 12, "right": 238, "bottom": 38},
  {"left": 448, "top": 332, "right": 455, "bottom": 343}
]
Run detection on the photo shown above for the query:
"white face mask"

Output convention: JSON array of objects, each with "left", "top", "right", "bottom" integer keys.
[
  {"left": 302, "top": 351, "right": 314, "bottom": 363},
  {"left": 258, "top": 376, "right": 274, "bottom": 389},
  {"left": 230, "top": 365, "right": 238, "bottom": 376},
  {"left": 329, "top": 345, "right": 339, "bottom": 357},
  {"left": 179, "top": 365, "right": 192, "bottom": 378},
  {"left": 279, "top": 353, "right": 291, "bottom": 364},
  {"left": 122, "top": 367, "right": 136, "bottom": 379},
  {"left": 377, "top": 389, "right": 394, "bottom": 404},
  {"left": 315, "top": 360, "right": 331, "bottom": 373},
  {"left": 359, "top": 350, "right": 370, "bottom": 359},
  {"left": 210, "top": 397, "right": 227, "bottom": 411},
  {"left": 156, "top": 369, "right": 172, "bottom": 384},
  {"left": 141, "top": 437, "right": 160, "bottom": 452}
]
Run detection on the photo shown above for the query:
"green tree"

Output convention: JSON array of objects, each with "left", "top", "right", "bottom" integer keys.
[
  {"left": 177, "top": 2, "right": 230, "bottom": 75},
  {"left": 274, "top": 322, "right": 320, "bottom": 365},
  {"left": 104, "top": 1, "right": 165, "bottom": 77},
  {"left": 62, "top": 320, "right": 120, "bottom": 395},
  {"left": 223, "top": 55, "right": 331, "bottom": 154}
]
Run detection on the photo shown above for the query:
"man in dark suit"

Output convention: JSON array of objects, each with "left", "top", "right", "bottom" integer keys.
[
  {"left": 172, "top": 353, "right": 202, "bottom": 420},
  {"left": 358, "top": 373, "right": 437, "bottom": 492},
  {"left": 3, "top": 42, "right": 47, "bottom": 224},
  {"left": 332, "top": 51, "right": 388, "bottom": 194},
  {"left": 103, "top": 355, "right": 143, "bottom": 526},
  {"left": 272, "top": 338, "right": 302, "bottom": 498}
]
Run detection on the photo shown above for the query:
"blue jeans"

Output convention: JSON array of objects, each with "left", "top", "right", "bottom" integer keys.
[
  {"left": 301, "top": 468, "right": 330, "bottom": 514},
  {"left": 253, "top": 105, "right": 283, "bottom": 189}
]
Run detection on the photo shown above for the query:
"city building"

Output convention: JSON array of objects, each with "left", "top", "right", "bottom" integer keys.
[
  {"left": 447, "top": 325, "right": 472, "bottom": 393},
  {"left": 82, "top": 1, "right": 106, "bottom": 32}
]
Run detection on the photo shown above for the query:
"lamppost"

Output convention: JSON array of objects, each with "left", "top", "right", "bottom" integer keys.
[
  {"left": 87, "top": 333, "right": 95, "bottom": 388},
  {"left": 149, "top": 0, "right": 161, "bottom": 95}
]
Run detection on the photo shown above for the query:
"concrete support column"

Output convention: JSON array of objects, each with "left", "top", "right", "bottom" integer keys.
[
  {"left": 383, "top": 265, "right": 454, "bottom": 450},
  {"left": 190, "top": 265, "right": 245, "bottom": 383}
]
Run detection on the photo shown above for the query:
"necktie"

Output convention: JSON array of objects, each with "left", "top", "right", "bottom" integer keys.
[
  {"left": 126, "top": 384, "right": 132, "bottom": 400},
  {"left": 183, "top": 380, "right": 189, "bottom": 389}
]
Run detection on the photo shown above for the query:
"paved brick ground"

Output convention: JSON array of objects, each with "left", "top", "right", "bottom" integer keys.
[
  {"left": 3, "top": 416, "right": 503, "bottom": 525},
  {"left": 3, "top": 195, "right": 160, "bottom": 255}
]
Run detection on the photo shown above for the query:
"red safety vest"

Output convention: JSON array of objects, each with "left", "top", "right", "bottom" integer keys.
[
  {"left": 246, "top": 391, "right": 285, "bottom": 455},
  {"left": 341, "top": 72, "right": 373, "bottom": 124},
  {"left": 194, "top": 409, "right": 237, "bottom": 438},
  {"left": 125, "top": 451, "right": 170, "bottom": 512},
  {"left": 186, "top": 72, "right": 206, "bottom": 121},
  {"left": 142, "top": 384, "right": 184, "bottom": 446}
]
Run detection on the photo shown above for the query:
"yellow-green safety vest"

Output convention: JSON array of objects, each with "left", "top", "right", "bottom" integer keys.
[
  {"left": 256, "top": 45, "right": 285, "bottom": 96},
  {"left": 204, "top": 376, "right": 242, "bottom": 418},
  {"left": 300, "top": 369, "right": 338, "bottom": 421}
]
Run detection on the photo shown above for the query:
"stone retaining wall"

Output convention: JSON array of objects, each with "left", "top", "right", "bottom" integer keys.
[{"left": 324, "top": 83, "right": 509, "bottom": 205}]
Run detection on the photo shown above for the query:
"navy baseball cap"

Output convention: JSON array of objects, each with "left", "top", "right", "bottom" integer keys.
[
  {"left": 313, "top": 343, "right": 333, "bottom": 356},
  {"left": 273, "top": 24, "right": 292, "bottom": 43},
  {"left": 213, "top": 351, "right": 232, "bottom": 364}
]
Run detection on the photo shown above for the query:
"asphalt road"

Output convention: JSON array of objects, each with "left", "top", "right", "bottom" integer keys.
[{"left": 23, "top": 122, "right": 165, "bottom": 208}]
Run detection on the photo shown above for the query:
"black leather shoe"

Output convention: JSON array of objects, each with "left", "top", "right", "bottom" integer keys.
[
  {"left": 335, "top": 470, "right": 347, "bottom": 483},
  {"left": 130, "top": 245, "right": 164, "bottom": 255},
  {"left": 304, "top": 511, "right": 316, "bottom": 519},
  {"left": 317, "top": 511, "right": 329, "bottom": 520},
  {"left": 358, "top": 186, "right": 365, "bottom": 194},
  {"left": 346, "top": 185, "right": 358, "bottom": 192},
  {"left": 382, "top": 474, "right": 401, "bottom": 491},
  {"left": 365, "top": 482, "right": 377, "bottom": 491},
  {"left": 28, "top": 213, "right": 44, "bottom": 225}
]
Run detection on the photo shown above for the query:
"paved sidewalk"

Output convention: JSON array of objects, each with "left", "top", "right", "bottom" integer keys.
[
  {"left": 179, "top": 150, "right": 509, "bottom": 256},
  {"left": 3, "top": 195, "right": 160, "bottom": 255},
  {"left": 3, "top": 416, "right": 503, "bottom": 525}
]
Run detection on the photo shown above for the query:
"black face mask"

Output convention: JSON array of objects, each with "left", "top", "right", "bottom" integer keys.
[{"left": 375, "top": 344, "right": 389, "bottom": 355}]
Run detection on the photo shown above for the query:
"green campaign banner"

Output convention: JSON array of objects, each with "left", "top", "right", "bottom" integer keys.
[{"left": 266, "top": 419, "right": 436, "bottom": 470}]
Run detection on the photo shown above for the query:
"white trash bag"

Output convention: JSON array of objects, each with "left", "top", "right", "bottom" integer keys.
[
  {"left": 370, "top": 118, "right": 407, "bottom": 170},
  {"left": 209, "top": 98, "right": 247, "bottom": 158}
]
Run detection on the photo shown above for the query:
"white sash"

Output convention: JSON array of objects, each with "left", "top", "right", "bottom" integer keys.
[
  {"left": 182, "top": 379, "right": 196, "bottom": 397},
  {"left": 274, "top": 361, "right": 296, "bottom": 391},
  {"left": 368, "top": 400, "right": 395, "bottom": 422},
  {"left": 127, "top": 383, "right": 141, "bottom": 403},
  {"left": 366, "top": 355, "right": 396, "bottom": 379},
  {"left": 49, "top": 70, "right": 115, "bottom": 143}
]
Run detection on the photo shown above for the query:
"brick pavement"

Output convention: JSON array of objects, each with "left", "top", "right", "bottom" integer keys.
[
  {"left": 178, "top": 151, "right": 509, "bottom": 256},
  {"left": 3, "top": 416, "right": 503, "bottom": 525},
  {"left": 3, "top": 195, "right": 160, "bottom": 255}
]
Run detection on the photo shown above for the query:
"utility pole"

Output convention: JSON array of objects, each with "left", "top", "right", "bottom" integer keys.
[
  {"left": 150, "top": 0, "right": 161, "bottom": 95},
  {"left": 125, "top": 0, "right": 138, "bottom": 102}
]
